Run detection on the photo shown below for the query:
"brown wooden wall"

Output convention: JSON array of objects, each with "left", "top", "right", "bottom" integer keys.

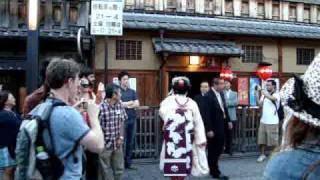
[{"left": 95, "top": 70, "right": 160, "bottom": 107}]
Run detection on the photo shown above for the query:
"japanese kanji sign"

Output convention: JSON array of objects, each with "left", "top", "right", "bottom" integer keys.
[{"left": 91, "top": 0, "right": 123, "bottom": 36}]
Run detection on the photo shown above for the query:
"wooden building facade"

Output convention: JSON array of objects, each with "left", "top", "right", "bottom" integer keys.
[
  {"left": 0, "top": 0, "right": 93, "bottom": 111},
  {"left": 94, "top": 0, "right": 320, "bottom": 107}
]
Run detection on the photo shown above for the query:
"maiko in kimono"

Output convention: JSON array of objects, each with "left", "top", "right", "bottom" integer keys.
[{"left": 159, "top": 76, "right": 209, "bottom": 180}]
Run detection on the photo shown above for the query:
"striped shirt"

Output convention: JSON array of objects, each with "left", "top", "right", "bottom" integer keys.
[{"left": 99, "top": 100, "right": 128, "bottom": 149}]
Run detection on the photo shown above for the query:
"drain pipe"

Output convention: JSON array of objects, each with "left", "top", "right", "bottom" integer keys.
[{"left": 159, "top": 29, "right": 166, "bottom": 100}]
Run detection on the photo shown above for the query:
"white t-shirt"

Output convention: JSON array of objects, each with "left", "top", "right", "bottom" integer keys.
[{"left": 260, "top": 92, "right": 280, "bottom": 124}]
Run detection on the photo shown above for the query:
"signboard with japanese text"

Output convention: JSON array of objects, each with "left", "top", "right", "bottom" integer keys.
[{"left": 91, "top": 0, "right": 123, "bottom": 36}]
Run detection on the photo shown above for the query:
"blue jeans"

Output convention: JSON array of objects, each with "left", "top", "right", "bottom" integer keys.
[{"left": 124, "top": 119, "right": 136, "bottom": 168}]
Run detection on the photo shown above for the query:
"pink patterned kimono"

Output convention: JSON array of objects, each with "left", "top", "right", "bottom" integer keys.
[{"left": 159, "top": 95, "right": 208, "bottom": 177}]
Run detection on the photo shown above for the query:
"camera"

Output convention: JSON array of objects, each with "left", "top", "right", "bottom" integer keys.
[
  {"left": 80, "top": 79, "right": 90, "bottom": 88},
  {"left": 255, "top": 85, "right": 262, "bottom": 91}
]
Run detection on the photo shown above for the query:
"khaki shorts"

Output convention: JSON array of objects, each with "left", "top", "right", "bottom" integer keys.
[{"left": 258, "top": 123, "right": 279, "bottom": 146}]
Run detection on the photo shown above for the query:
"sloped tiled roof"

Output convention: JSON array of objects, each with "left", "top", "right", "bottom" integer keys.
[
  {"left": 0, "top": 27, "right": 87, "bottom": 40},
  {"left": 124, "top": 13, "right": 320, "bottom": 40},
  {"left": 152, "top": 38, "right": 243, "bottom": 56},
  {"left": 285, "top": 0, "right": 320, "bottom": 5}
]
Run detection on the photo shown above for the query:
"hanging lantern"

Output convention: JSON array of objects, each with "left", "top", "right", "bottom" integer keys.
[
  {"left": 220, "top": 66, "right": 234, "bottom": 81},
  {"left": 257, "top": 62, "right": 273, "bottom": 80}
]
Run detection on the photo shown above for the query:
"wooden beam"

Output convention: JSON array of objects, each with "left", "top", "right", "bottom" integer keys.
[
  {"left": 234, "top": 0, "right": 241, "bottom": 17},
  {"left": 195, "top": 0, "right": 204, "bottom": 14},
  {"left": 78, "top": 1, "right": 89, "bottom": 29},
  {"left": 214, "top": 0, "right": 223, "bottom": 15},
  {"left": 155, "top": 0, "right": 164, "bottom": 11},
  {"left": 44, "top": 0, "right": 53, "bottom": 29},
  {"left": 296, "top": 3, "right": 304, "bottom": 22},
  {"left": 265, "top": 0, "right": 272, "bottom": 19},
  {"left": 282, "top": 2, "right": 289, "bottom": 21},
  {"left": 277, "top": 40, "right": 283, "bottom": 76},
  {"left": 0, "top": 0, "right": 10, "bottom": 28},
  {"left": 61, "top": 0, "right": 69, "bottom": 29},
  {"left": 310, "top": 5, "right": 317, "bottom": 23},
  {"left": 249, "top": 0, "right": 258, "bottom": 18},
  {"left": 9, "top": 0, "right": 18, "bottom": 28}
]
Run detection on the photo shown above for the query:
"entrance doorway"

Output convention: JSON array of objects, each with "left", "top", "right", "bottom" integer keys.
[{"left": 169, "top": 72, "right": 219, "bottom": 98}]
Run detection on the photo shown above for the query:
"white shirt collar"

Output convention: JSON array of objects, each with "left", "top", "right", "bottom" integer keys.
[{"left": 212, "top": 88, "right": 220, "bottom": 95}]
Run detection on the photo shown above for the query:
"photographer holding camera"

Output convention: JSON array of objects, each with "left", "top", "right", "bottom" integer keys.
[
  {"left": 255, "top": 80, "right": 280, "bottom": 163},
  {"left": 74, "top": 70, "right": 100, "bottom": 180}
]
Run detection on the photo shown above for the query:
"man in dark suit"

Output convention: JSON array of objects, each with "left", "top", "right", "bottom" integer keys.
[
  {"left": 194, "top": 81, "right": 210, "bottom": 119},
  {"left": 205, "top": 78, "right": 233, "bottom": 180}
]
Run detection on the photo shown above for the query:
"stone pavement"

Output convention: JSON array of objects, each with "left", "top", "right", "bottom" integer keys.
[{"left": 123, "top": 157, "right": 267, "bottom": 180}]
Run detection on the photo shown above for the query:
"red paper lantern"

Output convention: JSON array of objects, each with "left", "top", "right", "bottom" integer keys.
[
  {"left": 220, "top": 66, "right": 233, "bottom": 81},
  {"left": 257, "top": 65, "right": 273, "bottom": 80}
]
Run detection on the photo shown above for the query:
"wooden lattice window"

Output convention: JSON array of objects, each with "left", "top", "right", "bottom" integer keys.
[
  {"left": 242, "top": 45, "right": 263, "bottom": 63},
  {"left": 167, "top": 0, "right": 177, "bottom": 9},
  {"left": 304, "top": 5, "right": 311, "bottom": 23},
  {"left": 318, "top": 6, "right": 320, "bottom": 23},
  {"left": 186, "top": 0, "right": 195, "bottom": 13},
  {"left": 241, "top": 0, "right": 249, "bottom": 16},
  {"left": 297, "top": 48, "right": 315, "bottom": 65},
  {"left": 69, "top": 2, "right": 79, "bottom": 25},
  {"left": 125, "top": 0, "right": 135, "bottom": 9},
  {"left": 18, "top": 0, "right": 26, "bottom": 25},
  {"left": 272, "top": 2, "right": 280, "bottom": 20},
  {"left": 225, "top": 0, "right": 233, "bottom": 16},
  {"left": 53, "top": 1, "right": 62, "bottom": 24},
  {"left": 116, "top": 40, "right": 142, "bottom": 60},
  {"left": 289, "top": 4, "right": 297, "bottom": 21},
  {"left": 205, "top": 0, "right": 214, "bottom": 14},
  {"left": 257, "top": 1, "right": 265, "bottom": 18},
  {"left": 145, "top": 0, "right": 155, "bottom": 10}
]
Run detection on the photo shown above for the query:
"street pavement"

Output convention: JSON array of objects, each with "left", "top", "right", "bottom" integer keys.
[
  {"left": 123, "top": 157, "right": 267, "bottom": 180},
  {"left": 0, "top": 156, "right": 267, "bottom": 180}
]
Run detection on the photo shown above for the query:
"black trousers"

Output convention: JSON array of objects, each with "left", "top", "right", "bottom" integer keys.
[
  {"left": 85, "top": 151, "right": 99, "bottom": 180},
  {"left": 225, "top": 121, "right": 237, "bottom": 153},
  {"left": 207, "top": 134, "right": 225, "bottom": 176}
]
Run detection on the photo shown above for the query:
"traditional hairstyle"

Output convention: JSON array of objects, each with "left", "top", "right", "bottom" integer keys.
[{"left": 172, "top": 76, "right": 191, "bottom": 95}]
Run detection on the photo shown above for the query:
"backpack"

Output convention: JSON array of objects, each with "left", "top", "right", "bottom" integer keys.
[{"left": 15, "top": 99, "right": 78, "bottom": 180}]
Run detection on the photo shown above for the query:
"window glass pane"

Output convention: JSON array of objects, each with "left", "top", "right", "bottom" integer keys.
[
  {"left": 241, "top": 0, "right": 249, "bottom": 16},
  {"left": 242, "top": 45, "right": 263, "bottom": 63},
  {"left": 116, "top": 40, "right": 142, "bottom": 60}
]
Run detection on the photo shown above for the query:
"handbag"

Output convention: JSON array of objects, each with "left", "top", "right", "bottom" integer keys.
[{"left": 191, "top": 144, "right": 209, "bottom": 177}]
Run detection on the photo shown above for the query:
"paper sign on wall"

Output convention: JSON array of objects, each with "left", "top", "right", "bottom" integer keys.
[
  {"left": 91, "top": 0, "right": 123, "bottom": 36},
  {"left": 129, "top": 78, "right": 137, "bottom": 91}
]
